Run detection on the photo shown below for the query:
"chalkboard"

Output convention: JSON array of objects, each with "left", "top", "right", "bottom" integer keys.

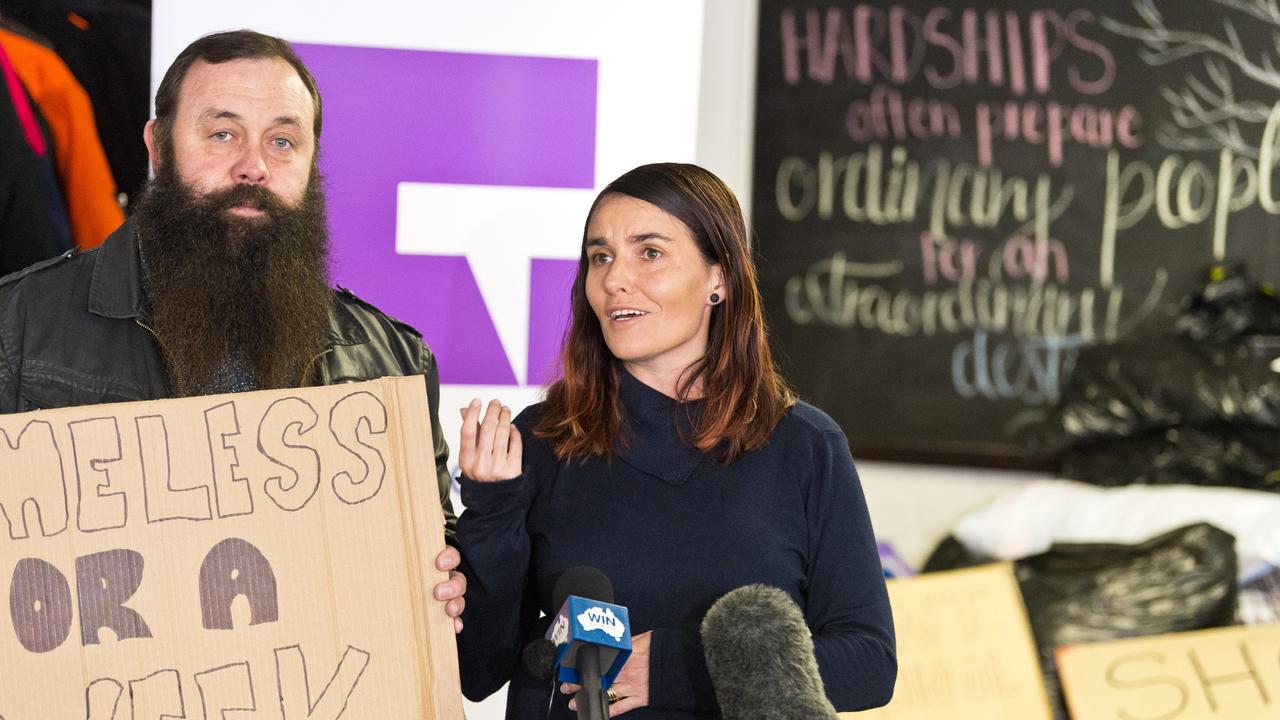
[{"left": 753, "top": 0, "right": 1280, "bottom": 466}]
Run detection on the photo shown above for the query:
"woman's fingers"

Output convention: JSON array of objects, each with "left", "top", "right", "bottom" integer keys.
[
  {"left": 491, "top": 405, "right": 522, "bottom": 479},
  {"left": 492, "top": 403, "right": 512, "bottom": 462},
  {"left": 505, "top": 425, "right": 523, "bottom": 477},
  {"left": 496, "top": 404, "right": 512, "bottom": 437},
  {"left": 458, "top": 399, "right": 522, "bottom": 481},
  {"left": 609, "top": 696, "right": 642, "bottom": 717},
  {"left": 456, "top": 398, "right": 481, "bottom": 474},
  {"left": 476, "top": 400, "right": 501, "bottom": 460}
]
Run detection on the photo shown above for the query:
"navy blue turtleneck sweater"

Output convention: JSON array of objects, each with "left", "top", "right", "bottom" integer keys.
[{"left": 456, "top": 373, "right": 896, "bottom": 719}]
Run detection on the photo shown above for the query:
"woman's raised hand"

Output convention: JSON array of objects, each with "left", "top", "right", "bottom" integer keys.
[{"left": 458, "top": 399, "right": 523, "bottom": 482}]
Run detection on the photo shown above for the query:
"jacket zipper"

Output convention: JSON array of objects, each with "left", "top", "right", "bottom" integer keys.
[
  {"left": 134, "top": 318, "right": 171, "bottom": 358},
  {"left": 135, "top": 318, "right": 178, "bottom": 394}
]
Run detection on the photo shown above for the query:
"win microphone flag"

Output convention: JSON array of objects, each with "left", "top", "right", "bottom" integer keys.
[{"left": 545, "top": 595, "right": 633, "bottom": 688}]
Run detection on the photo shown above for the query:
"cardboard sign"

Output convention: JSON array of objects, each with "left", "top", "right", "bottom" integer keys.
[
  {"left": 1058, "top": 624, "right": 1280, "bottom": 720},
  {"left": 0, "top": 377, "right": 461, "bottom": 719},
  {"left": 847, "top": 563, "right": 1052, "bottom": 720}
]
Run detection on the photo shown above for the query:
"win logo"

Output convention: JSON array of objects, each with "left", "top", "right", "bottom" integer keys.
[
  {"left": 549, "top": 615, "right": 570, "bottom": 646},
  {"left": 576, "top": 606, "right": 625, "bottom": 641}
]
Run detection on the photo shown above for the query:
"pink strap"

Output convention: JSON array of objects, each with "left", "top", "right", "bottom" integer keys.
[{"left": 0, "top": 40, "right": 46, "bottom": 156}]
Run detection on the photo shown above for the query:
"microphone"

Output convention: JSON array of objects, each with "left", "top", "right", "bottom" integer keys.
[
  {"left": 546, "top": 567, "right": 633, "bottom": 720},
  {"left": 700, "top": 584, "right": 838, "bottom": 720},
  {"left": 523, "top": 638, "right": 557, "bottom": 680}
]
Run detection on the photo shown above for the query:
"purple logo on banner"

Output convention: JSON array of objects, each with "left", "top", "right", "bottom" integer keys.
[{"left": 294, "top": 44, "right": 594, "bottom": 385}]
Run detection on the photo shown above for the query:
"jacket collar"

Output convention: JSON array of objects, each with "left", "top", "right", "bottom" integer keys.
[
  {"left": 87, "top": 218, "right": 369, "bottom": 349},
  {"left": 615, "top": 370, "right": 706, "bottom": 485},
  {"left": 325, "top": 293, "right": 369, "bottom": 348},
  {"left": 88, "top": 217, "right": 147, "bottom": 320}
]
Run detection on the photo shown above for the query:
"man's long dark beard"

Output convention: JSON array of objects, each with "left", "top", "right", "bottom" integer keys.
[{"left": 133, "top": 160, "right": 333, "bottom": 397}]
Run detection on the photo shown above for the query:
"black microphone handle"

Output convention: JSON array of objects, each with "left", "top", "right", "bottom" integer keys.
[{"left": 573, "top": 645, "right": 609, "bottom": 720}]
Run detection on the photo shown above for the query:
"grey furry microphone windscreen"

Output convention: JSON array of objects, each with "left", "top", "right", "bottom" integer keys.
[{"left": 700, "top": 584, "right": 839, "bottom": 720}]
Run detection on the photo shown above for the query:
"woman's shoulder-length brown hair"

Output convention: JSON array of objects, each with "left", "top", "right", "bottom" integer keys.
[{"left": 534, "top": 162, "right": 795, "bottom": 464}]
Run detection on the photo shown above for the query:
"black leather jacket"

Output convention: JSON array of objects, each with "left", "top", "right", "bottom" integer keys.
[{"left": 0, "top": 220, "right": 456, "bottom": 539}]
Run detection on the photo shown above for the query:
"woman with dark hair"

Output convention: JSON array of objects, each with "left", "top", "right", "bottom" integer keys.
[{"left": 456, "top": 163, "right": 895, "bottom": 719}]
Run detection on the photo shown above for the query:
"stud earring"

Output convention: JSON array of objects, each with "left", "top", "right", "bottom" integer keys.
[{"left": 709, "top": 293, "right": 721, "bottom": 304}]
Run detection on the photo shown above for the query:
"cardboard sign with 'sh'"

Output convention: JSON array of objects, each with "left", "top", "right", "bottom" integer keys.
[
  {"left": 847, "top": 563, "right": 1053, "bottom": 720},
  {"left": 1058, "top": 624, "right": 1280, "bottom": 720},
  {"left": 0, "top": 377, "right": 461, "bottom": 719}
]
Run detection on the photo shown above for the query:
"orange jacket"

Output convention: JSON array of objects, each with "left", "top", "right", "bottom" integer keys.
[{"left": 0, "top": 28, "right": 123, "bottom": 250}]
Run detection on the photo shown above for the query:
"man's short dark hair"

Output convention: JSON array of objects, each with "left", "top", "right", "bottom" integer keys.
[{"left": 152, "top": 29, "right": 323, "bottom": 152}]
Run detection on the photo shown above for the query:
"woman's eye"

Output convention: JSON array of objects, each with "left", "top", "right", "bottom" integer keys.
[
  {"left": 641, "top": 247, "right": 662, "bottom": 260},
  {"left": 590, "top": 252, "right": 612, "bottom": 265}
]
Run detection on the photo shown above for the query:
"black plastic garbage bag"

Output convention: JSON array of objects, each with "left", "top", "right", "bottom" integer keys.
[
  {"left": 1044, "top": 265, "right": 1280, "bottom": 491},
  {"left": 1059, "top": 427, "right": 1280, "bottom": 490},
  {"left": 924, "top": 523, "right": 1238, "bottom": 720}
]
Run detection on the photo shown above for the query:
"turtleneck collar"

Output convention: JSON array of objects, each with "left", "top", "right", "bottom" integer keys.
[{"left": 615, "top": 370, "right": 707, "bottom": 486}]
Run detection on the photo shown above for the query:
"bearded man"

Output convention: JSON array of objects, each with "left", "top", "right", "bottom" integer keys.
[{"left": 0, "top": 30, "right": 467, "bottom": 628}]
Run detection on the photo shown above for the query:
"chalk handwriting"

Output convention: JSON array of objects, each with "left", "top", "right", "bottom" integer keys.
[{"left": 780, "top": 6, "right": 1115, "bottom": 95}]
